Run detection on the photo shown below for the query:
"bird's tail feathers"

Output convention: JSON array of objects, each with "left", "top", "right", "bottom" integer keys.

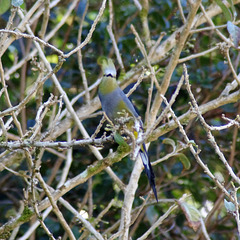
[{"left": 139, "top": 144, "right": 158, "bottom": 202}]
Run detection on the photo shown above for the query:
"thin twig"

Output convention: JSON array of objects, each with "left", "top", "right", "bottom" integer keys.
[
  {"left": 161, "top": 93, "right": 232, "bottom": 200},
  {"left": 63, "top": 0, "right": 107, "bottom": 58},
  {"left": 225, "top": 46, "right": 240, "bottom": 86},
  {"left": 184, "top": 65, "right": 240, "bottom": 186},
  {"left": 178, "top": 45, "right": 219, "bottom": 63},
  {"left": 177, "top": 0, "right": 186, "bottom": 23},
  {"left": 36, "top": 172, "right": 76, "bottom": 240},
  {"left": 199, "top": 4, "right": 232, "bottom": 45},
  {"left": 77, "top": 1, "right": 90, "bottom": 103},
  {"left": 150, "top": 0, "right": 202, "bottom": 127},
  {"left": 107, "top": 0, "right": 124, "bottom": 69}
]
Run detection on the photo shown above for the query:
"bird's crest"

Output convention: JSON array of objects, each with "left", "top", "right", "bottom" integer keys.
[{"left": 98, "top": 56, "right": 116, "bottom": 77}]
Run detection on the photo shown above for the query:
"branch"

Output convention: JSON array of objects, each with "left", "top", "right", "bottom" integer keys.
[
  {"left": 149, "top": 89, "right": 240, "bottom": 143},
  {"left": 0, "top": 144, "right": 130, "bottom": 237},
  {"left": 149, "top": 0, "right": 202, "bottom": 126}
]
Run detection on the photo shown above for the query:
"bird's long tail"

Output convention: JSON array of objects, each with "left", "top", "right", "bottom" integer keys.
[{"left": 139, "top": 143, "right": 158, "bottom": 202}]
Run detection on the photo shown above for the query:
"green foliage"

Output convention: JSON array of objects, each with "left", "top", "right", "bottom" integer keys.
[
  {"left": 215, "top": 0, "right": 233, "bottom": 21},
  {"left": 224, "top": 199, "right": 236, "bottom": 213},
  {"left": 0, "top": 0, "right": 10, "bottom": 15},
  {"left": 227, "top": 21, "right": 240, "bottom": 47}
]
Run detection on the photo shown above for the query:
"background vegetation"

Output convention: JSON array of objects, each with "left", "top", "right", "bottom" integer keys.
[{"left": 0, "top": 0, "right": 240, "bottom": 239}]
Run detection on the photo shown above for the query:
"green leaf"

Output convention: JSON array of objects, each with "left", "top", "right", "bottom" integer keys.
[
  {"left": 162, "top": 138, "right": 176, "bottom": 152},
  {"left": 224, "top": 199, "right": 236, "bottom": 213},
  {"left": 114, "top": 132, "right": 126, "bottom": 146},
  {"left": 227, "top": 21, "right": 240, "bottom": 47},
  {"left": 0, "top": 0, "right": 10, "bottom": 15},
  {"left": 46, "top": 54, "right": 59, "bottom": 64},
  {"left": 227, "top": 0, "right": 237, "bottom": 21},
  {"left": 215, "top": 0, "right": 232, "bottom": 21},
  {"left": 11, "top": 0, "right": 23, "bottom": 7},
  {"left": 179, "top": 201, "right": 201, "bottom": 231},
  {"left": 175, "top": 153, "right": 191, "bottom": 170}
]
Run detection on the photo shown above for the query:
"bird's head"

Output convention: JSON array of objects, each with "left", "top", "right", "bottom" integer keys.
[{"left": 98, "top": 57, "right": 116, "bottom": 78}]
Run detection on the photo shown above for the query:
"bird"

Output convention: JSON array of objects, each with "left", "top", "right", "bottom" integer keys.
[{"left": 98, "top": 57, "right": 158, "bottom": 202}]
